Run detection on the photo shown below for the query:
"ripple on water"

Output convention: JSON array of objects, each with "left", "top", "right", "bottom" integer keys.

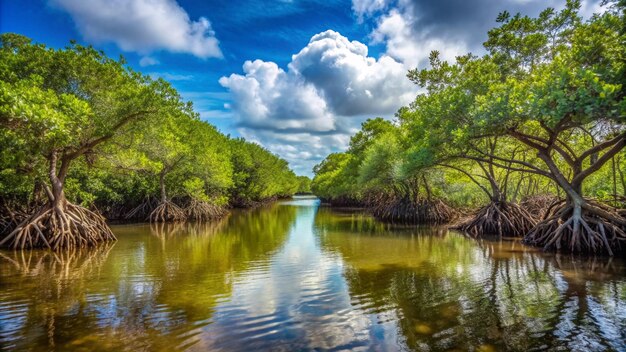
[
  {"left": 2, "top": 201, "right": 626, "bottom": 351},
  {"left": 0, "top": 297, "right": 29, "bottom": 350}
]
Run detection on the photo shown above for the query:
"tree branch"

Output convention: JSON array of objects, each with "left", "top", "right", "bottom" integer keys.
[
  {"left": 572, "top": 135, "right": 626, "bottom": 186},
  {"left": 65, "top": 109, "right": 158, "bottom": 161},
  {"left": 437, "top": 163, "right": 492, "bottom": 198},
  {"left": 576, "top": 132, "right": 625, "bottom": 166}
]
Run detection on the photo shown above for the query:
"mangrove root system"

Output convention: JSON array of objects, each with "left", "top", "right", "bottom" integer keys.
[
  {"left": 149, "top": 200, "right": 186, "bottom": 222},
  {"left": 524, "top": 200, "right": 626, "bottom": 255},
  {"left": 0, "top": 205, "right": 29, "bottom": 236},
  {"left": 185, "top": 200, "right": 228, "bottom": 221},
  {"left": 459, "top": 201, "right": 536, "bottom": 238},
  {"left": 520, "top": 195, "right": 561, "bottom": 219},
  {"left": 125, "top": 197, "right": 160, "bottom": 221},
  {"left": 369, "top": 197, "right": 457, "bottom": 224},
  {"left": 230, "top": 196, "right": 278, "bottom": 209},
  {"left": 0, "top": 201, "right": 116, "bottom": 250},
  {"left": 320, "top": 196, "right": 364, "bottom": 207}
]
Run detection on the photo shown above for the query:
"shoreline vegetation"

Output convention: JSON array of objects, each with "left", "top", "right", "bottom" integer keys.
[
  {"left": 312, "top": 1, "right": 626, "bottom": 256},
  {"left": 0, "top": 33, "right": 312, "bottom": 250},
  {"left": 1, "top": 2, "right": 625, "bottom": 258}
]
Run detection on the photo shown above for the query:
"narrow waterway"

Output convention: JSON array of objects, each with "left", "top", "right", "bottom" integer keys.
[{"left": 1, "top": 196, "right": 625, "bottom": 351}]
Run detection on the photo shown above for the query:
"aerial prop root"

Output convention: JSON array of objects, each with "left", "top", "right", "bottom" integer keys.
[
  {"left": 459, "top": 201, "right": 536, "bottom": 238},
  {"left": 524, "top": 200, "right": 626, "bottom": 255},
  {"left": 185, "top": 200, "right": 228, "bottom": 221},
  {"left": 0, "top": 205, "right": 29, "bottom": 235},
  {"left": 370, "top": 197, "right": 457, "bottom": 224},
  {"left": 125, "top": 196, "right": 159, "bottom": 220},
  {"left": 0, "top": 201, "right": 116, "bottom": 250},
  {"left": 149, "top": 200, "right": 186, "bottom": 222},
  {"left": 520, "top": 194, "right": 561, "bottom": 218}
]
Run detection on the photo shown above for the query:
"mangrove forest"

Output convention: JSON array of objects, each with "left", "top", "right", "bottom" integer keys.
[
  {"left": 1, "top": 0, "right": 626, "bottom": 351},
  {"left": 312, "top": 1, "right": 626, "bottom": 256},
  {"left": 0, "top": 33, "right": 303, "bottom": 249}
]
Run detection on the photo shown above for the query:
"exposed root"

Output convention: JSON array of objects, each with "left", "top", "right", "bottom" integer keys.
[
  {"left": 124, "top": 196, "right": 159, "bottom": 220},
  {"left": 520, "top": 194, "right": 561, "bottom": 219},
  {"left": 0, "top": 201, "right": 116, "bottom": 250},
  {"left": 368, "top": 196, "right": 457, "bottom": 224},
  {"left": 149, "top": 200, "right": 186, "bottom": 222},
  {"left": 524, "top": 200, "right": 626, "bottom": 255},
  {"left": 185, "top": 199, "right": 228, "bottom": 221},
  {"left": 0, "top": 203, "right": 29, "bottom": 235},
  {"left": 458, "top": 201, "right": 536, "bottom": 238}
]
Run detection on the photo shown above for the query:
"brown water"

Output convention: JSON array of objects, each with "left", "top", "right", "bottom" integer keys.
[{"left": 1, "top": 196, "right": 625, "bottom": 351}]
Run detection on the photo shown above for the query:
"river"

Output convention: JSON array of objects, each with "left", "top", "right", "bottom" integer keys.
[{"left": 1, "top": 196, "right": 625, "bottom": 351}]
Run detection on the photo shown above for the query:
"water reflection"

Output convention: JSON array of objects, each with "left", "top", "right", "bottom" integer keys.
[
  {"left": 0, "top": 203, "right": 296, "bottom": 351},
  {"left": 0, "top": 197, "right": 624, "bottom": 351},
  {"left": 316, "top": 207, "right": 626, "bottom": 351}
]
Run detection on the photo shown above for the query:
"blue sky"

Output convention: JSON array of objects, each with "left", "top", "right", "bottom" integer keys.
[{"left": 0, "top": 0, "right": 604, "bottom": 176}]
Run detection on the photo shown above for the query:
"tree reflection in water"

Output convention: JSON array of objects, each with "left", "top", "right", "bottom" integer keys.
[
  {"left": 0, "top": 202, "right": 624, "bottom": 351},
  {"left": 0, "top": 244, "right": 116, "bottom": 349},
  {"left": 315, "top": 207, "right": 626, "bottom": 352},
  {"left": 0, "top": 203, "right": 296, "bottom": 351}
]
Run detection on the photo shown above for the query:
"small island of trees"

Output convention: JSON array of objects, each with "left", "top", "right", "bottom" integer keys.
[{"left": 312, "top": 1, "right": 626, "bottom": 256}]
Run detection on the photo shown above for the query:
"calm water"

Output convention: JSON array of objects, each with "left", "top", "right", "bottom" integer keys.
[{"left": 1, "top": 196, "right": 625, "bottom": 351}]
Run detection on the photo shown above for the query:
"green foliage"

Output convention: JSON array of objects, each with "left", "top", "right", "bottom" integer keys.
[
  {"left": 295, "top": 176, "right": 312, "bottom": 194},
  {"left": 0, "top": 34, "right": 300, "bottom": 215},
  {"left": 311, "top": 152, "right": 358, "bottom": 201},
  {"left": 228, "top": 138, "right": 298, "bottom": 206},
  {"left": 312, "top": 2, "right": 626, "bottom": 212}
]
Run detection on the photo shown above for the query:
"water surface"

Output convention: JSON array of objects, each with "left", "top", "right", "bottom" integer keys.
[{"left": 1, "top": 196, "right": 625, "bottom": 351}]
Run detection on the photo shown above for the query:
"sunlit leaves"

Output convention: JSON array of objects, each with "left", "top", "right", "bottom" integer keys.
[{"left": 0, "top": 34, "right": 301, "bottom": 208}]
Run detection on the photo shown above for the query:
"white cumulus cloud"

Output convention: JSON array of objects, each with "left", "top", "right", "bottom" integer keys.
[
  {"left": 369, "top": 7, "right": 469, "bottom": 69},
  {"left": 352, "top": 0, "right": 392, "bottom": 20},
  {"left": 290, "top": 30, "right": 416, "bottom": 116},
  {"left": 51, "top": 0, "right": 222, "bottom": 58},
  {"left": 220, "top": 30, "right": 417, "bottom": 175},
  {"left": 357, "top": 0, "right": 605, "bottom": 70},
  {"left": 220, "top": 59, "right": 336, "bottom": 132}
]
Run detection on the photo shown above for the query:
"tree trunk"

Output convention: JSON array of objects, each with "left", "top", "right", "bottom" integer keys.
[
  {"left": 149, "top": 169, "right": 185, "bottom": 223},
  {"left": 525, "top": 152, "right": 626, "bottom": 254},
  {"left": 159, "top": 172, "right": 167, "bottom": 203},
  {"left": 0, "top": 151, "right": 116, "bottom": 250},
  {"left": 421, "top": 175, "right": 432, "bottom": 201}
]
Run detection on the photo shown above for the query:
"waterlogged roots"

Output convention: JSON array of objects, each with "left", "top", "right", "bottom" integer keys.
[
  {"left": 149, "top": 200, "right": 186, "bottom": 222},
  {"left": 0, "top": 206, "right": 29, "bottom": 235},
  {"left": 185, "top": 200, "right": 228, "bottom": 221},
  {"left": 0, "top": 202, "right": 116, "bottom": 250},
  {"left": 125, "top": 197, "right": 159, "bottom": 220},
  {"left": 459, "top": 201, "right": 536, "bottom": 238},
  {"left": 520, "top": 195, "right": 560, "bottom": 219},
  {"left": 524, "top": 200, "right": 626, "bottom": 255},
  {"left": 370, "top": 197, "right": 457, "bottom": 224},
  {"left": 134, "top": 197, "right": 225, "bottom": 222},
  {"left": 231, "top": 196, "right": 278, "bottom": 209}
]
